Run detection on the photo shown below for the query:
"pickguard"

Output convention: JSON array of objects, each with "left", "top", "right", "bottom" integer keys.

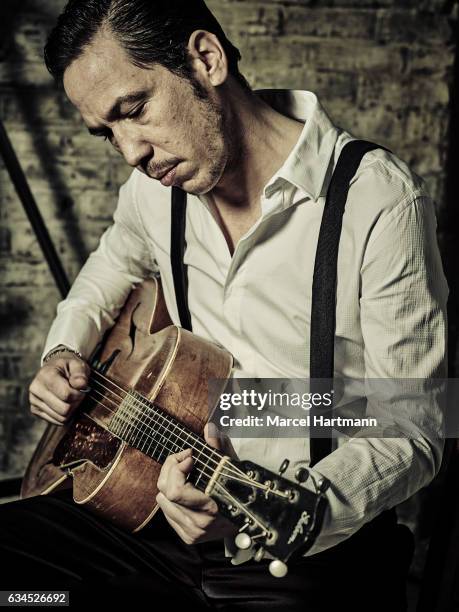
[{"left": 53, "top": 414, "right": 121, "bottom": 470}]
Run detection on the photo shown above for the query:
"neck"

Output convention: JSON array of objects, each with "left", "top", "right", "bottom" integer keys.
[{"left": 210, "top": 87, "right": 304, "bottom": 212}]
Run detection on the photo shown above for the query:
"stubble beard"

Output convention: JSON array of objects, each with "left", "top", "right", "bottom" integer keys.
[{"left": 188, "top": 88, "right": 230, "bottom": 196}]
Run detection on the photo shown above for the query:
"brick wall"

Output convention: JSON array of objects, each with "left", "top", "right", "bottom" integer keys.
[{"left": 0, "top": 0, "right": 456, "bottom": 480}]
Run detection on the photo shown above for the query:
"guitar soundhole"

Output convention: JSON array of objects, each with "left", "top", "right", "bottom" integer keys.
[{"left": 53, "top": 414, "right": 121, "bottom": 469}]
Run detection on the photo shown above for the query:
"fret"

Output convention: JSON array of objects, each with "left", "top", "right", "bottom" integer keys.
[{"left": 193, "top": 448, "right": 213, "bottom": 490}]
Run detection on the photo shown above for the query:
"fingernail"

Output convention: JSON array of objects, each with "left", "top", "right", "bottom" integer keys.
[{"left": 79, "top": 386, "right": 91, "bottom": 394}]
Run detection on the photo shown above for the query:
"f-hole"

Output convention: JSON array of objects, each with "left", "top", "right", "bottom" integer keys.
[{"left": 128, "top": 301, "right": 141, "bottom": 357}]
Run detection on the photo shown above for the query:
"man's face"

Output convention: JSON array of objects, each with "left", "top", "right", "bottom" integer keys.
[{"left": 63, "top": 30, "right": 229, "bottom": 194}]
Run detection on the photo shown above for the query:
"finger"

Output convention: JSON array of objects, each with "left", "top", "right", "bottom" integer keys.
[
  {"left": 162, "top": 473, "right": 219, "bottom": 511},
  {"left": 156, "top": 493, "right": 208, "bottom": 540},
  {"left": 43, "top": 367, "right": 88, "bottom": 403},
  {"left": 158, "top": 449, "right": 193, "bottom": 490},
  {"left": 158, "top": 448, "right": 193, "bottom": 490},
  {"left": 204, "top": 422, "right": 222, "bottom": 450},
  {"left": 30, "top": 393, "right": 67, "bottom": 422},
  {"left": 163, "top": 456, "right": 194, "bottom": 500},
  {"left": 175, "top": 455, "right": 194, "bottom": 475},
  {"left": 163, "top": 448, "right": 193, "bottom": 467},
  {"left": 160, "top": 510, "right": 195, "bottom": 545},
  {"left": 158, "top": 457, "right": 193, "bottom": 495},
  {"left": 67, "top": 358, "right": 90, "bottom": 391},
  {"left": 162, "top": 495, "right": 217, "bottom": 526},
  {"left": 36, "top": 368, "right": 84, "bottom": 404},
  {"left": 30, "top": 399, "right": 66, "bottom": 426},
  {"left": 174, "top": 484, "right": 218, "bottom": 511},
  {"left": 29, "top": 383, "right": 72, "bottom": 417},
  {"left": 161, "top": 449, "right": 193, "bottom": 477},
  {"left": 164, "top": 452, "right": 217, "bottom": 511}
]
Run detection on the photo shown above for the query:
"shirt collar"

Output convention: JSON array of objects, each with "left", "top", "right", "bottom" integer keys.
[
  {"left": 198, "top": 90, "right": 339, "bottom": 214},
  {"left": 256, "top": 90, "right": 339, "bottom": 204}
]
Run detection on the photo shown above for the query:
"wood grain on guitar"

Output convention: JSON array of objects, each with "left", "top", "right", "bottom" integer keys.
[{"left": 21, "top": 277, "right": 328, "bottom": 577}]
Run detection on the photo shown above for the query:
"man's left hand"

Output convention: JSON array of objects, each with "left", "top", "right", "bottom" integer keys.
[{"left": 156, "top": 424, "right": 238, "bottom": 545}]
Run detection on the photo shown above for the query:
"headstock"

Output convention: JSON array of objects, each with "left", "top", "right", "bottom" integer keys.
[{"left": 207, "top": 457, "right": 329, "bottom": 577}]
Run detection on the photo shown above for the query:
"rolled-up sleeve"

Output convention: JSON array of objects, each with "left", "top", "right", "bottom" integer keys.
[
  {"left": 42, "top": 169, "right": 155, "bottom": 362},
  {"left": 304, "top": 194, "right": 448, "bottom": 555}
]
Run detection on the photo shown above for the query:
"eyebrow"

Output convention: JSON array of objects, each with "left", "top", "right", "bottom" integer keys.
[{"left": 87, "top": 90, "right": 148, "bottom": 136}]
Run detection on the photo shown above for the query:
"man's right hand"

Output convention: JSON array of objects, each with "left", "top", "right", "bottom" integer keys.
[{"left": 29, "top": 350, "right": 90, "bottom": 426}]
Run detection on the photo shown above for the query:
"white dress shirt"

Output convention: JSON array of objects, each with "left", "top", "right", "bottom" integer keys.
[{"left": 43, "top": 90, "right": 448, "bottom": 556}]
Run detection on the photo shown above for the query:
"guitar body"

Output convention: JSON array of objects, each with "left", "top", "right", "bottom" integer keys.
[{"left": 21, "top": 277, "right": 233, "bottom": 532}]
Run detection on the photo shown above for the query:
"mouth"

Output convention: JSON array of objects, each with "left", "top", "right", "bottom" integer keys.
[{"left": 153, "top": 164, "right": 178, "bottom": 186}]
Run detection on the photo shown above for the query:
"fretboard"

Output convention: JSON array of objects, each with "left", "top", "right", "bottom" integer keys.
[{"left": 106, "top": 388, "right": 222, "bottom": 492}]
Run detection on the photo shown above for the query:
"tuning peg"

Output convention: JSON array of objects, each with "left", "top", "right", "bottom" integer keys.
[
  {"left": 278, "top": 458, "right": 290, "bottom": 475},
  {"left": 234, "top": 533, "right": 252, "bottom": 550},
  {"left": 317, "top": 476, "right": 330, "bottom": 494},
  {"left": 269, "top": 559, "right": 288, "bottom": 578},
  {"left": 294, "top": 467, "right": 309, "bottom": 483}
]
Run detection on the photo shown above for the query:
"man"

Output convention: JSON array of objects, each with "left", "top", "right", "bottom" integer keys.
[{"left": 0, "top": 0, "right": 448, "bottom": 610}]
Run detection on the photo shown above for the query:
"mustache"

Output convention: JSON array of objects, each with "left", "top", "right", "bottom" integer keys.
[{"left": 141, "top": 157, "right": 181, "bottom": 177}]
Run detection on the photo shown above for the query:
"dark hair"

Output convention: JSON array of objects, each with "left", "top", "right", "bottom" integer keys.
[{"left": 44, "top": 0, "right": 250, "bottom": 92}]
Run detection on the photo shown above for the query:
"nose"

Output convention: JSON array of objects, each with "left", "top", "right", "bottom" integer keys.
[{"left": 111, "top": 124, "right": 153, "bottom": 168}]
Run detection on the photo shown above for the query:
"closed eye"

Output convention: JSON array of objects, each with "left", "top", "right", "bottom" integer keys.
[
  {"left": 126, "top": 102, "right": 147, "bottom": 120},
  {"left": 89, "top": 127, "right": 112, "bottom": 141},
  {"left": 88, "top": 103, "right": 146, "bottom": 140}
]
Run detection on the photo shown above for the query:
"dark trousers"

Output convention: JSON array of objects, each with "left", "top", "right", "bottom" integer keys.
[{"left": 0, "top": 490, "right": 413, "bottom": 611}]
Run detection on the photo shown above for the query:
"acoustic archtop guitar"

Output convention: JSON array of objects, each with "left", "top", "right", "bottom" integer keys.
[{"left": 22, "top": 277, "right": 328, "bottom": 577}]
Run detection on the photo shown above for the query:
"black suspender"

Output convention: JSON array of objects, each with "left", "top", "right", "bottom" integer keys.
[
  {"left": 170, "top": 140, "right": 383, "bottom": 465},
  {"left": 170, "top": 185, "right": 192, "bottom": 332},
  {"left": 308, "top": 140, "right": 382, "bottom": 465}
]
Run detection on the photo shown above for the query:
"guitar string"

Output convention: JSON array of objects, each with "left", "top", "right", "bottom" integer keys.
[
  {"left": 86, "top": 391, "right": 217, "bottom": 483},
  {"left": 91, "top": 389, "right": 276, "bottom": 497},
  {"left": 88, "top": 368, "right": 252, "bottom": 482},
  {"left": 211, "top": 479, "right": 269, "bottom": 534},
  {"left": 87, "top": 383, "right": 274, "bottom": 496},
  {"left": 91, "top": 369, "right": 220, "bottom": 455},
  {"left": 85, "top": 393, "right": 272, "bottom": 535},
  {"left": 88, "top": 369, "right": 284, "bottom": 491},
  {"left": 88, "top": 374, "right": 290, "bottom": 498},
  {"left": 66, "top": 357, "right": 307, "bottom": 539},
  {"left": 84, "top": 375, "right": 268, "bottom": 490},
  {"left": 86, "top": 365, "right": 297, "bottom": 498},
  {"left": 89, "top": 372, "right": 230, "bottom": 472}
]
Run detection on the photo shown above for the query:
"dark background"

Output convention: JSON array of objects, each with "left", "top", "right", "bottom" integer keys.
[{"left": 0, "top": 0, "right": 458, "bottom": 605}]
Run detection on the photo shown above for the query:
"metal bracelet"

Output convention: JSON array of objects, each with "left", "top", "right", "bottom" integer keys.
[{"left": 43, "top": 346, "right": 84, "bottom": 363}]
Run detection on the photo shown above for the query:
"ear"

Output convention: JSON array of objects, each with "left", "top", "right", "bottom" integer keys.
[{"left": 187, "top": 29, "right": 228, "bottom": 87}]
